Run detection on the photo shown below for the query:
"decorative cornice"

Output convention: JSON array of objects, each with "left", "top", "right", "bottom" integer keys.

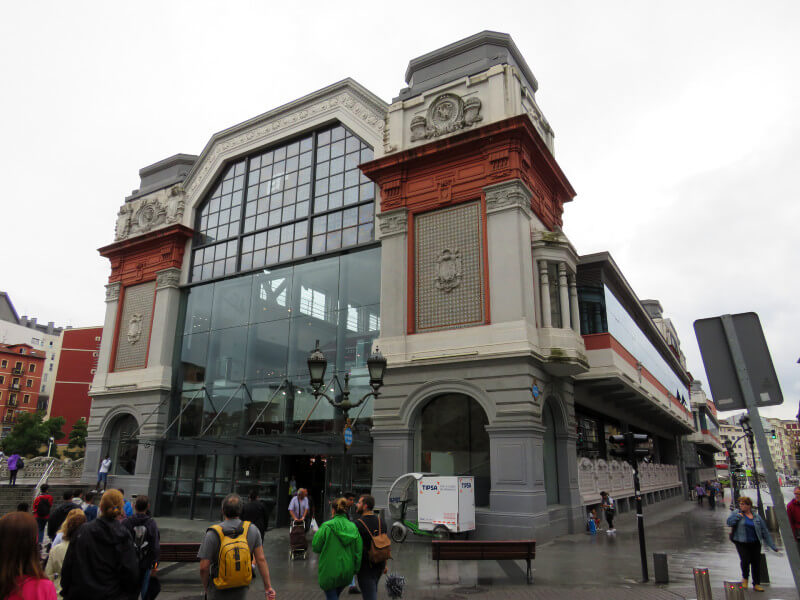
[
  {"left": 185, "top": 85, "right": 388, "bottom": 200},
  {"left": 155, "top": 268, "right": 182, "bottom": 290},
  {"left": 377, "top": 209, "right": 408, "bottom": 238},
  {"left": 484, "top": 179, "right": 533, "bottom": 215},
  {"left": 105, "top": 282, "right": 121, "bottom": 303},
  {"left": 115, "top": 184, "right": 186, "bottom": 242}
]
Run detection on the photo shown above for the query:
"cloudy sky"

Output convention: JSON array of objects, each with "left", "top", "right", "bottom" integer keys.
[{"left": 1, "top": 1, "right": 797, "bottom": 418}]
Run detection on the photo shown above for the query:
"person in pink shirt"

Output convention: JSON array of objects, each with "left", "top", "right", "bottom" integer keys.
[{"left": 0, "top": 511, "right": 57, "bottom": 600}]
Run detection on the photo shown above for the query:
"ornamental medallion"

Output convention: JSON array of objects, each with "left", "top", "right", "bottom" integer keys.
[{"left": 434, "top": 248, "right": 462, "bottom": 293}]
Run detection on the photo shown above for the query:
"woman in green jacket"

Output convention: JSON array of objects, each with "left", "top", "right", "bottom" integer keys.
[{"left": 312, "top": 497, "right": 363, "bottom": 599}]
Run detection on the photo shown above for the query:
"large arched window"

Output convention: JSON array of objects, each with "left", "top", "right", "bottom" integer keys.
[
  {"left": 109, "top": 414, "right": 139, "bottom": 476},
  {"left": 419, "top": 393, "right": 490, "bottom": 506},
  {"left": 191, "top": 123, "right": 376, "bottom": 282},
  {"left": 542, "top": 401, "right": 560, "bottom": 505}
]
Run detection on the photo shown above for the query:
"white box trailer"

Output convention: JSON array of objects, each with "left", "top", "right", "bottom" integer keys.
[{"left": 417, "top": 476, "right": 475, "bottom": 534}]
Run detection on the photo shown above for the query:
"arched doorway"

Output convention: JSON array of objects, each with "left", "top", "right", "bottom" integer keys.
[
  {"left": 542, "top": 400, "right": 560, "bottom": 505},
  {"left": 418, "top": 393, "right": 490, "bottom": 506},
  {"left": 107, "top": 414, "right": 139, "bottom": 476}
]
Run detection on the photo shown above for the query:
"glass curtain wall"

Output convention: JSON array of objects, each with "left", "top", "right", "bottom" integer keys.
[{"left": 176, "top": 247, "right": 381, "bottom": 439}]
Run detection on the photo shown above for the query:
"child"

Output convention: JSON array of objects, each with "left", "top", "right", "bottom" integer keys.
[{"left": 587, "top": 508, "right": 598, "bottom": 534}]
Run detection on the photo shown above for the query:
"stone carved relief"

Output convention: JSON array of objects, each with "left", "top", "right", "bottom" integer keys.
[
  {"left": 434, "top": 248, "right": 463, "bottom": 293},
  {"left": 127, "top": 313, "right": 144, "bottom": 345},
  {"left": 105, "top": 282, "right": 121, "bottom": 303},
  {"left": 484, "top": 180, "right": 533, "bottom": 214},
  {"left": 377, "top": 210, "right": 408, "bottom": 237},
  {"left": 186, "top": 91, "right": 386, "bottom": 198},
  {"left": 156, "top": 268, "right": 181, "bottom": 289},
  {"left": 115, "top": 185, "right": 185, "bottom": 241},
  {"left": 410, "top": 93, "right": 482, "bottom": 142}
]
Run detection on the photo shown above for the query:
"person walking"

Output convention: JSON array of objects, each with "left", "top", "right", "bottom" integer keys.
[
  {"left": 242, "top": 489, "right": 270, "bottom": 538},
  {"left": 707, "top": 482, "right": 717, "bottom": 510},
  {"left": 198, "top": 493, "right": 276, "bottom": 600},
  {"left": 123, "top": 495, "right": 160, "bottom": 600},
  {"left": 33, "top": 484, "right": 54, "bottom": 545},
  {"left": 46, "top": 510, "right": 86, "bottom": 597},
  {"left": 83, "top": 491, "right": 99, "bottom": 522},
  {"left": 120, "top": 489, "right": 134, "bottom": 518},
  {"left": 0, "top": 512, "right": 58, "bottom": 600},
  {"left": 695, "top": 483, "right": 706, "bottom": 505},
  {"left": 312, "top": 497, "right": 362, "bottom": 600},
  {"left": 354, "top": 495, "right": 390, "bottom": 600},
  {"left": 97, "top": 455, "right": 111, "bottom": 491},
  {"left": 48, "top": 491, "right": 78, "bottom": 542},
  {"left": 342, "top": 492, "right": 360, "bottom": 594},
  {"left": 727, "top": 495, "right": 779, "bottom": 592},
  {"left": 7, "top": 452, "right": 22, "bottom": 486},
  {"left": 289, "top": 488, "right": 310, "bottom": 529},
  {"left": 60, "top": 488, "right": 141, "bottom": 600},
  {"left": 599, "top": 491, "right": 616, "bottom": 533},
  {"left": 787, "top": 486, "right": 800, "bottom": 552}
]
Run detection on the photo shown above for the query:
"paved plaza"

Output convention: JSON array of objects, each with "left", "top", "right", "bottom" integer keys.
[{"left": 152, "top": 489, "right": 799, "bottom": 600}]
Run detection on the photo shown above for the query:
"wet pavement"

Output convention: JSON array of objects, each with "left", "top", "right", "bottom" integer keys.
[{"left": 154, "top": 488, "right": 799, "bottom": 599}]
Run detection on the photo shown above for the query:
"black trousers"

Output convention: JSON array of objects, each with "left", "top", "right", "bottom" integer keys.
[
  {"left": 605, "top": 510, "right": 615, "bottom": 529},
  {"left": 9, "top": 470, "right": 17, "bottom": 486},
  {"left": 734, "top": 541, "right": 762, "bottom": 584}
]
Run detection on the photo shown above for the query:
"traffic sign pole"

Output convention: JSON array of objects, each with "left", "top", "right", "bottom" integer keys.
[{"left": 720, "top": 315, "right": 800, "bottom": 594}]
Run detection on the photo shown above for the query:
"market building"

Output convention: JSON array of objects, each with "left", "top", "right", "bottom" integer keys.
[{"left": 83, "top": 31, "right": 697, "bottom": 539}]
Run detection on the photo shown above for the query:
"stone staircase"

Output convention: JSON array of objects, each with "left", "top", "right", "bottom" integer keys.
[{"left": 0, "top": 483, "right": 83, "bottom": 517}]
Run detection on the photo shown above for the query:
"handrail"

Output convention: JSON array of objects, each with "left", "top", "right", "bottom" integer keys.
[{"left": 33, "top": 458, "right": 57, "bottom": 500}]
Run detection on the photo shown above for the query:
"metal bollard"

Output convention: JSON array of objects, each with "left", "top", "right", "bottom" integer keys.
[
  {"left": 765, "top": 506, "right": 779, "bottom": 531},
  {"left": 723, "top": 580, "right": 745, "bottom": 600},
  {"left": 759, "top": 553, "right": 770, "bottom": 584},
  {"left": 694, "top": 567, "right": 712, "bottom": 600},
  {"left": 653, "top": 553, "right": 668, "bottom": 583}
]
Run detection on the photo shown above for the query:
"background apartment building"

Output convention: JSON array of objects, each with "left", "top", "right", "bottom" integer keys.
[
  {"left": 0, "top": 343, "right": 45, "bottom": 437},
  {"left": 0, "top": 292, "right": 63, "bottom": 413}
]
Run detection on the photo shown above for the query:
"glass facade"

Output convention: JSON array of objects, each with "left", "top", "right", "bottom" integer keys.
[
  {"left": 176, "top": 247, "right": 381, "bottom": 438},
  {"left": 191, "top": 123, "right": 375, "bottom": 282},
  {"left": 603, "top": 286, "right": 690, "bottom": 401}
]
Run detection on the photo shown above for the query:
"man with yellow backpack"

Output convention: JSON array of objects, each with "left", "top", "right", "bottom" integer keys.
[{"left": 198, "top": 493, "right": 276, "bottom": 600}]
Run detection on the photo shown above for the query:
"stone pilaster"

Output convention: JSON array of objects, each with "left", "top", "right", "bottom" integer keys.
[
  {"left": 484, "top": 180, "right": 535, "bottom": 324},
  {"left": 370, "top": 427, "right": 414, "bottom": 512},
  {"left": 376, "top": 210, "right": 408, "bottom": 337}
]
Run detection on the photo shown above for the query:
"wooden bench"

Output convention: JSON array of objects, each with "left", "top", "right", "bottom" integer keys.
[
  {"left": 431, "top": 540, "right": 536, "bottom": 584},
  {"left": 157, "top": 542, "right": 201, "bottom": 574}
]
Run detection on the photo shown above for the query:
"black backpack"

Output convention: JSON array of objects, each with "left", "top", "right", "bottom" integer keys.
[{"left": 133, "top": 523, "right": 152, "bottom": 569}]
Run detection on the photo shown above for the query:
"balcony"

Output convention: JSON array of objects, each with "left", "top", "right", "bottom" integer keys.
[
  {"left": 8, "top": 399, "right": 17, "bottom": 407},
  {"left": 11, "top": 367, "right": 24, "bottom": 376},
  {"left": 687, "top": 429, "right": 724, "bottom": 452},
  {"left": 2, "top": 415, "right": 14, "bottom": 424},
  {"left": 9, "top": 382, "right": 20, "bottom": 391},
  {"left": 574, "top": 333, "right": 694, "bottom": 433}
]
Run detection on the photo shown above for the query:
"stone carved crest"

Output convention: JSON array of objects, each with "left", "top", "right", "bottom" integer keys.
[
  {"left": 127, "top": 313, "right": 144, "bottom": 345},
  {"left": 410, "top": 93, "right": 483, "bottom": 142},
  {"left": 434, "top": 248, "right": 463, "bottom": 293},
  {"left": 114, "top": 184, "right": 186, "bottom": 241}
]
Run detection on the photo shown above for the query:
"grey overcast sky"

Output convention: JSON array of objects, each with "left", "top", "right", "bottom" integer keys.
[{"left": 1, "top": 1, "right": 798, "bottom": 418}]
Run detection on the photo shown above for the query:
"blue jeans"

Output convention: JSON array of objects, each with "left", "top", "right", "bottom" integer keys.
[
  {"left": 36, "top": 518, "right": 47, "bottom": 543},
  {"left": 98, "top": 472, "right": 108, "bottom": 489},
  {"left": 141, "top": 569, "right": 151, "bottom": 600},
  {"left": 357, "top": 573, "right": 381, "bottom": 600},
  {"left": 323, "top": 586, "right": 345, "bottom": 599}
]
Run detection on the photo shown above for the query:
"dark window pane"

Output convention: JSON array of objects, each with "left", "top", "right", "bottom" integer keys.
[
  {"left": 211, "top": 276, "right": 252, "bottom": 330},
  {"left": 246, "top": 320, "right": 290, "bottom": 382},
  {"left": 184, "top": 284, "right": 214, "bottom": 335}
]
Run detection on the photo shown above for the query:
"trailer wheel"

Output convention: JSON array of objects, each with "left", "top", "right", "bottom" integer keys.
[
  {"left": 390, "top": 524, "right": 407, "bottom": 543},
  {"left": 432, "top": 525, "right": 450, "bottom": 540}
]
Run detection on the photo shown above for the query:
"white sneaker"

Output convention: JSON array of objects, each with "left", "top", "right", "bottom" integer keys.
[{"left": 609, "top": 528, "right": 616, "bottom": 533}]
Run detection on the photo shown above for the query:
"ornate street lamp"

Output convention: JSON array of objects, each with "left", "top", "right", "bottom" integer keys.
[{"left": 306, "top": 339, "right": 386, "bottom": 417}]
